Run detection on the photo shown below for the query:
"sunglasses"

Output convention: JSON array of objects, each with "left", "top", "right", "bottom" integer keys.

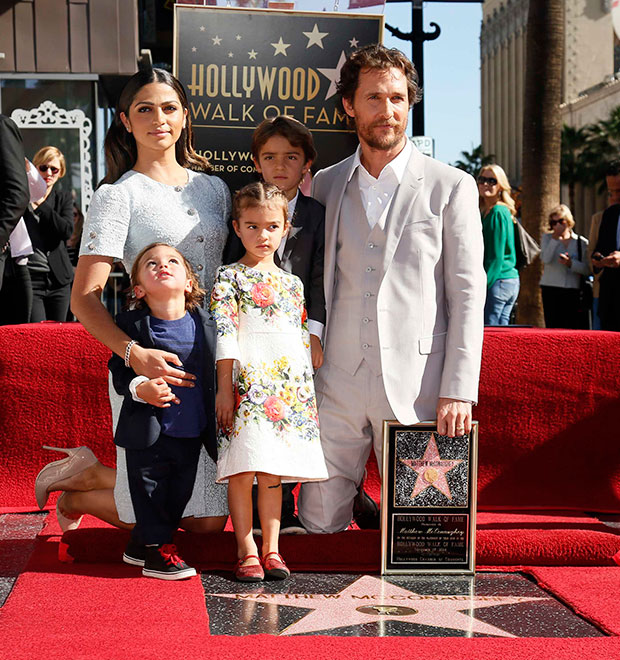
[
  {"left": 549, "top": 219, "right": 565, "bottom": 227},
  {"left": 477, "top": 176, "right": 498, "bottom": 186},
  {"left": 38, "top": 164, "right": 60, "bottom": 175}
]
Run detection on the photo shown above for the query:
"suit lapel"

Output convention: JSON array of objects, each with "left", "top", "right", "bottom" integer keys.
[
  {"left": 280, "top": 192, "right": 306, "bottom": 266},
  {"left": 382, "top": 147, "right": 425, "bottom": 275}
]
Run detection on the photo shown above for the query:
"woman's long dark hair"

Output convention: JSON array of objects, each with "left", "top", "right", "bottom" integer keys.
[{"left": 102, "top": 68, "right": 211, "bottom": 185}]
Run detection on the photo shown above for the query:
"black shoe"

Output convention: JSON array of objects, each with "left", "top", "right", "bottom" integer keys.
[
  {"left": 352, "top": 486, "right": 380, "bottom": 530},
  {"left": 123, "top": 539, "right": 146, "bottom": 567},
  {"left": 142, "top": 544, "right": 197, "bottom": 580},
  {"left": 280, "top": 512, "right": 307, "bottom": 535}
]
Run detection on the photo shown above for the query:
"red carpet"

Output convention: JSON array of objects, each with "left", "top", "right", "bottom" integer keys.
[{"left": 2, "top": 325, "right": 620, "bottom": 514}]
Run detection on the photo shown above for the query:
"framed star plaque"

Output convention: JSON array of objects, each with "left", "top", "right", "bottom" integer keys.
[{"left": 380, "top": 421, "right": 478, "bottom": 575}]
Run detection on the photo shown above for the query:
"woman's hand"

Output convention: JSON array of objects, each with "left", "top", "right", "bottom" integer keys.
[
  {"left": 558, "top": 252, "right": 572, "bottom": 268},
  {"left": 129, "top": 344, "right": 196, "bottom": 387},
  {"left": 216, "top": 389, "right": 235, "bottom": 432},
  {"left": 136, "top": 378, "right": 180, "bottom": 408}
]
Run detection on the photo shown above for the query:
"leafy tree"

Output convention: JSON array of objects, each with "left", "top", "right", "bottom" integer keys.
[{"left": 452, "top": 145, "right": 495, "bottom": 177}]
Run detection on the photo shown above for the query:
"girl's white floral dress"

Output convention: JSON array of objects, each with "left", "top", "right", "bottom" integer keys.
[{"left": 210, "top": 263, "right": 328, "bottom": 484}]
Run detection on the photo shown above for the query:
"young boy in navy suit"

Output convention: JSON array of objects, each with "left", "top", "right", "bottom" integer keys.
[
  {"left": 109, "top": 242, "right": 218, "bottom": 580},
  {"left": 225, "top": 116, "right": 326, "bottom": 533}
]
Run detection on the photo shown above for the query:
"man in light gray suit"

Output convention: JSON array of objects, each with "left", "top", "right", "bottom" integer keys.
[{"left": 297, "top": 45, "right": 486, "bottom": 534}]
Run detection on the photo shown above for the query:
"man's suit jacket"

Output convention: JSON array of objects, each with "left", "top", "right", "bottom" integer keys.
[
  {"left": 223, "top": 190, "right": 326, "bottom": 325},
  {"left": 594, "top": 203, "right": 620, "bottom": 327},
  {"left": 312, "top": 145, "right": 486, "bottom": 425},
  {"left": 108, "top": 307, "right": 218, "bottom": 462}
]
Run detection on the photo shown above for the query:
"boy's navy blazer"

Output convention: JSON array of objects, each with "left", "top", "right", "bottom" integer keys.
[
  {"left": 224, "top": 190, "right": 326, "bottom": 325},
  {"left": 108, "top": 307, "right": 218, "bottom": 462}
]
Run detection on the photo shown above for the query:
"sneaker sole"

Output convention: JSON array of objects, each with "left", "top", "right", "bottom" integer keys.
[
  {"left": 280, "top": 526, "right": 307, "bottom": 535},
  {"left": 123, "top": 553, "right": 145, "bottom": 567},
  {"left": 142, "top": 567, "right": 197, "bottom": 580}
]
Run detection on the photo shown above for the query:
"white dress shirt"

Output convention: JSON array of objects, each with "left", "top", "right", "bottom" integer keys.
[{"left": 347, "top": 139, "right": 413, "bottom": 229}]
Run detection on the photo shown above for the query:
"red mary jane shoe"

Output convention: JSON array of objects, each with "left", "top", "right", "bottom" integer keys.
[
  {"left": 262, "top": 552, "right": 290, "bottom": 580},
  {"left": 234, "top": 555, "right": 264, "bottom": 582}
]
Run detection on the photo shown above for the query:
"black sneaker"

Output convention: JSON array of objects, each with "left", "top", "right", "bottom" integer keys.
[
  {"left": 280, "top": 512, "right": 307, "bottom": 535},
  {"left": 142, "top": 544, "right": 197, "bottom": 580},
  {"left": 123, "top": 539, "right": 146, "bottom": 567}
]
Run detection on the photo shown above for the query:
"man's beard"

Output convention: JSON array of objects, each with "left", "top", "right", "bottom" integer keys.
[{"left": 358, "top": 120, "right": 406, "bottom": 151}]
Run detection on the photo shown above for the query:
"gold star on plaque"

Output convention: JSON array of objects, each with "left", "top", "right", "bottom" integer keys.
[
  {"left": 212, "top": 35, "right": 222, "bottom": 46},
  {"left": 349, "top": 37, "right": 359, "bottom": 48},
  {"left": 248, "top": 49, "right": 258, "bottom": 60},
  {"left": 271, "top": 37, "right": 290, "bottom": 57},
  {"left": 303, "top": 24, "right": 328, "bottom": 49}
]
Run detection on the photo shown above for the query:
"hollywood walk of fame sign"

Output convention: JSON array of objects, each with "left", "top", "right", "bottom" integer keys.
[
  {"left": 381, "top": 421, "right": 478, "bottom": 575},
  {"left": 174, "top": 5, "right": 383, "bottom": 191}
]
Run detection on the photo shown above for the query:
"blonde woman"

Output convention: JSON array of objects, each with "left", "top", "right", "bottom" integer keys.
[
  {"left": 477, "top": 164, "right": 519, "bottom": 325},
  {"left": 540, "top": 204, "right": 590, "bottom": 328},
  {"left": 25, "top": 146, "right": 74, "bottom": 321}
]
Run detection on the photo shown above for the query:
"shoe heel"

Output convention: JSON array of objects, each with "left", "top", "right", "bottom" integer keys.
[{"left": 42, "top": 445, "right": 80, "bottom": 457}]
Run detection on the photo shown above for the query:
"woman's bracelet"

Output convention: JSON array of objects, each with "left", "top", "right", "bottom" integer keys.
[{"left": 124, "top": 340, "right": 139, "bottom": 368}]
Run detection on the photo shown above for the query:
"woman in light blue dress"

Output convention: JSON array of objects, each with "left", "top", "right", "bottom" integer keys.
[{"left": 34, "top": 69, "right": 230, "bottom": 538}]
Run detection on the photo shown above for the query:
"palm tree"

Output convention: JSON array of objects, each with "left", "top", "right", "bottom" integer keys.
[
  {"left": 519, "top": 0, "right": 564, "bottom": 326},
  {"left": 560, "top": 125, "right": 590, "bottom": 212},
  {"left": 452, "top": 145, "right": 495, "bottom": 177}
]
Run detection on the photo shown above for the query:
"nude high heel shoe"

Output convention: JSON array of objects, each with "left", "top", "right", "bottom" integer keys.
[
  {"left": 34, "top": 445, "right": 98, "bottom": 509},
  {"left": 56, "top": 492, "right": 83, "bottom": 533}
]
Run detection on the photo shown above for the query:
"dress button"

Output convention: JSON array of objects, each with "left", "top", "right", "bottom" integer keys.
[
  {"left": 362, "top": 343, "right": 369, "bottom": 349},
  {"left": 187, "top": 208, "right": 196, "bottom": 216},
  {"left": 366, "top": 267, "right": 373, "bottom": 273},
  {"left": 196, "top": 264, "right": 204, "bottom": 271},
  {"left": 364, "top": 292, "right": 371, "bottom": 298},
  {"left": 87, "top": 242, "right": 95, "bottom": 250},
  {"left": 175, "top": 186, "right": 183, "bottom": 192},
  {"left": 89, "top": 231, "right": 97, "bottom": 239},
  {"left": 368, "top": 242, "right": 375, "bottom": 248},
  {"left": 197, "top": 236, "right": 205, "bottom": 242},
  {"left": 362, "top": 317, "right": 370, "bottom": 324}
]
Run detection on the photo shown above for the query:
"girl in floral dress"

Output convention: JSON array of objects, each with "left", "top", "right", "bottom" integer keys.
[{"left": 211, "top": 182, "right": 327, "bottom": 582}]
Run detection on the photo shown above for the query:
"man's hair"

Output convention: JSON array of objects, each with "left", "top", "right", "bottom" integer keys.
[
  {"left": 128, "top": 242, "right": 205, "bottom": 312},
  {"left": 251, "top": 115, "right": 317, "bottom": 164},
  {"left": 232, "top": 181, "right": 289, "bottom": 223},
  {"left": 605, "top": 159, "right": 620, "bottom": 177},
  {"left": 337, "top": 44, "right": 423, "bottom": 107}
]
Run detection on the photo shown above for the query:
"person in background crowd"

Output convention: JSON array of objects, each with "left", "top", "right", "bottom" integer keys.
[
  {"left": 477, "top": 163, "right": 520, "bottom": 325},
  {"left": 540, "top": 204, "right": 590, "bottom": 329},
  {"left": 0, "top": 114, "right": 29, "bottom": 292},
  {"left": 587, "top": 160, "right": 620, "bottom": 329},
  {"left": 25, "top": 146, "right": 74, "bottom": 322},
  {"left": 592, "top": 202, "right": 620, "bottom": 331}
]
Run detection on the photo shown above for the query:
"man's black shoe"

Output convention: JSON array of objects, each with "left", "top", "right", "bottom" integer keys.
[
  {"left": 123, "top": 538, "right": 146, "bottom": 567},
  {"left": 142, "top": 544, "right": 196, "bottom": 580},
  {"left": 352, "top": 486, "right": 380, "bottom": 530}
]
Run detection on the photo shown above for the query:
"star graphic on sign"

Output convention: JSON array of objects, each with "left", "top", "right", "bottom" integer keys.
[
  {"left": 400, "top": 433, "right": 463, "bottom": 500},
  {"left": 212, "top": 35, "right": 222, "bottom": 46},
  {"left": 248, "top": 49, "right": 258, "bottom": 60},
  {"left": 349, "top": 37, "right": 359, "bottom": 48},
  {"left": 236, "top": 34, "right": 242, "bottom": 41},
  {"left": 318, "top": 50, "right": 347, "bottom": 100},
  {"left": 271, "top": 37, "right": 291, "bottom": 56},
  {"left": 303, "top": 23, "right": 328, "bottom": 49},
  {"left": 191, "top": 46, "right": 197, "bottom": 53},
  {"left": 208, "top": 575, "right": 546, "bottom": 637},
  {"left": 228, "top": 52, "right": 234, "bottom": 58},
  {"left": 200, "top": 26, "right": 206, "bottom": 32}
]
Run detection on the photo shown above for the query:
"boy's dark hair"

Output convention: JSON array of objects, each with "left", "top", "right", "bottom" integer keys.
[
  {"left": 337, "top": 43, "right": 422, "bottom": 107},
  {"left": 251, "top": 115, "right": 317, "bottom": 164},
  {"left": 605, "top": 159, "right": 620, "bottom": 177},
  {"left": 128, "top": 242, "right": 205, "bottom": 312},
  {"left": 232, "top": 181, "right": 289, "bottom": 223}
]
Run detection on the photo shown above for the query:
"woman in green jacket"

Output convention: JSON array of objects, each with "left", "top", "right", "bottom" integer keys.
[{"left": 478, "top": 164, "right": 519, "bottom": 325}]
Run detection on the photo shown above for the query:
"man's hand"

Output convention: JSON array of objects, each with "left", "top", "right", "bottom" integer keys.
[
  {"left": 600, "top": 251, "right": 620, "bottom": 268},
  {"left": 129, "top": 344, "right": 196, "bottom": 387},
  {"left": 436, "top": 398, "right": 472, "bottom": 437},
  {"left": 310, "top": 334, "right": 324, "bottom": 369},
  {"left": 216, "top": 389, "right": 235, "bottom": 433},
  {"left": 136, "top": 378, "right": 180, "bottom": 408}
]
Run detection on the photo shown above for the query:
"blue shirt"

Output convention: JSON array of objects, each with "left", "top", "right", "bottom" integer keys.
[{"left": 150, "top": 312, "right": 207, "bottom": 438}]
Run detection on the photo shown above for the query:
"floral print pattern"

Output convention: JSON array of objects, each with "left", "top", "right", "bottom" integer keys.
[{"left": 210, "top": 264, "right": 327, "bottom": 484}]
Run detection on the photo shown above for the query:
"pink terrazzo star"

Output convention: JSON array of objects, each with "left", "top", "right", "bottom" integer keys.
[
  {"left": 400, "top": 433, "right": 463, "bottom": 500},
  {"left": 209, "top": 575, "right": 546, "bottom": 637}
]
